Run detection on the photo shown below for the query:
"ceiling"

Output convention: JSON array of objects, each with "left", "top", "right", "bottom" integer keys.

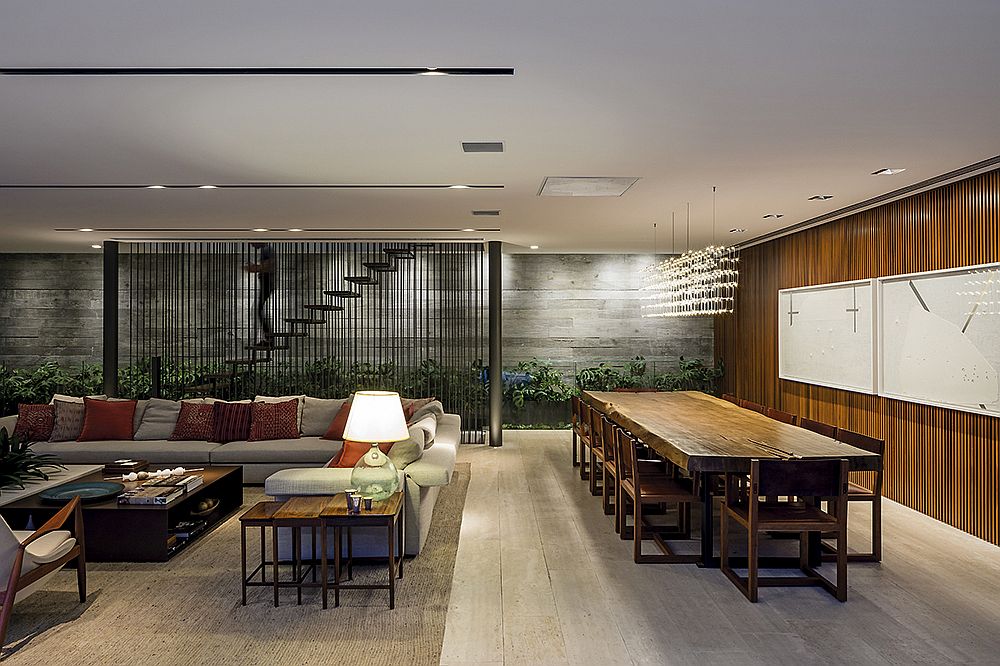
[{"left": 2, "top": 1, "right": 999, "bottom": 253}]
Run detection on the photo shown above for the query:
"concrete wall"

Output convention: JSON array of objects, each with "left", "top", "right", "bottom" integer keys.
[
  {"left": 503, "top": 254, "right": 714, "bottom": 376},
  {"left": 0, "top": 252, "right": 714, "bottom": 374}
]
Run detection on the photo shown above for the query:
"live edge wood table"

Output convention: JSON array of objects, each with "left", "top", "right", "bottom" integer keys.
[
  {"left": 0, "top": 465, "right": 244, "bottom": 562},
  {"left": 581, "top": 390, "right": 881, "bottom": 568}
]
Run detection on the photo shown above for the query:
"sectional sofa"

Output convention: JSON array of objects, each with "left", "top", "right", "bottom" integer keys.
[{"left": 0, "top": 396, "right": 460, "bottom": 555}]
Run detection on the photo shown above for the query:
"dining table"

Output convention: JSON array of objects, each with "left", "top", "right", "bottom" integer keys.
[{"left": 581, "top": 390, "right": 882, "bottom": 567}]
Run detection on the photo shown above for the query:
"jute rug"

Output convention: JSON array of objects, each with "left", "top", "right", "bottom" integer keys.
[{"left": 3, "top": 463, "right": 470, "bottom": 666}]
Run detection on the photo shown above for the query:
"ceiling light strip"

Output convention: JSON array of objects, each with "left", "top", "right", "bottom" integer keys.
[
  {"left": 0, "top": 67, "right": 515, "bottom": 77},
  {"left": 738, "top": 155, "right": 1000, "bottom": 250}
]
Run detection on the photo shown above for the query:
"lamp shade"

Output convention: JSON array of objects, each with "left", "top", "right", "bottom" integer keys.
[{"left": 343, "top": 391, "right": 409, "bottom": 443}]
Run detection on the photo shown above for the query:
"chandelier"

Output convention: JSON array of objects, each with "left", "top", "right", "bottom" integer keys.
[{"left": 641, "top": 244, "right": 739, "bottom": 317}]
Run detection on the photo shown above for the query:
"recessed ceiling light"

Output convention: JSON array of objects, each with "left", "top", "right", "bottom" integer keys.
[
  {"left": 251, "top": 228, "right": 269, "bottom": 232},
  {"left": 198, "top": 184, "right": 217, "bottom": 189},
  {"left": 529, "top": 245, "right": 539, "bottom": 250},
  {"left": 420, "top": 68, "right": 448, "bottom": 76},
  {"left": 287, "top": 228, "right": 303, "bottom": 232},
  {"left": 90, "top": 244, "right": 102, "bottom": 249},
  {"left": 78, "top": 228, "right": 94, "bottom": 232},
  {"left": 147, "top": 185, "right": 166, "bottom": 189},
  {"left": 729, "top": 228, "right": 746, "bottom": 233},
  {"left": 449, "top": 184, "right": 470, "bottom": 189},
  {"left": 762, "top": 214, "right": 784, "bottom": 219},
  {"left": 461, "top": 228, "right": 476, "bottom": 232},
  {"left": 871, "top": 168, "right": 906, "bottom": 176}
]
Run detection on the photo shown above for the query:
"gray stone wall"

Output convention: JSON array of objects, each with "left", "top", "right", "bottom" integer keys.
[{"left": 502, "top": 254, "right": 714, "bottom": 377}]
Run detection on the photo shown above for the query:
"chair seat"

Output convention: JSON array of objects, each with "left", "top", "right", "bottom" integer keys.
[
  {"left": 728, "top": 503, "right": 838, "bottom": 530},
  {"left": 847, "top": 481, "right": 875, "bottom": 496},
  {"left": 12, "top": 530, "right": 76, "bottom": 568},
  {"left": 622, "top": 475, "right": 694, "bottom": 501}
]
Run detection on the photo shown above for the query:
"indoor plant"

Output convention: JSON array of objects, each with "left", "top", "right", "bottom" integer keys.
[{"left": 0, "top": 427, "right": 65, "bottom": 490}]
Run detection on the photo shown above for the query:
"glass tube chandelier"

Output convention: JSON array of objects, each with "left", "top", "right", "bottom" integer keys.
[{"left": 641, "top": 189, "right": 740, "bottom": 318}]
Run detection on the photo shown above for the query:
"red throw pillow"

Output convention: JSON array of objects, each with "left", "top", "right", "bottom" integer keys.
[
  {"left": 211, "top": 401, "right": 252, "bottom": 443},
  {"left": 322, "top": 400, "right": 352, "bottom": 441},
  {"left": 248, "top": 399, "right": 300, "bottom": 441},
  {"left": 13, "top": 404, "right": 55, "bottom": 442},
  {"left": 78, "top": 397, "right": 137, "bottom": 441},
  {"left": 170, "top": 402, "right": 216, "bottom": 441},
  {"left": 327, "top": 440, "right": 392, "bottom": 468}
]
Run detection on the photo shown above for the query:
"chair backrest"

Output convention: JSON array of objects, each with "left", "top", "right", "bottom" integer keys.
[
  {"left": 588, "top": 406, "right": 603, "bottom": 449},
  {"left": 799, "top": 418, "right": 837, "bottom": 439},
  {"left": 752, "top": 458, "right": 848, "bottom": 498},
  {"left": 765, "top": 407, "right": 797, "bottom": 425},
  {"left": 722, "top": 393, "right": 740, "bottom": 405},
  {"left": 571, "top": 395, "right": 580, "bottom": 425},
  {"left": 836, "top": 428, "right": 884, "bottom": 455},
  {"left": 600, "top": 416, "right": 617, "bottom": 461},
  {"left": 0, "top": 516, "right": 22, "bottom": 576},
  {"left": 740, "top": 399, "right": 767, "bottom": 414},
  {"left": 616, "top": 428, "right": 639, "bottom": 484}
]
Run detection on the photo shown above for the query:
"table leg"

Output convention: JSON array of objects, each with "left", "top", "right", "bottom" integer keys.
[
  {"left": 259, "top": 527, "right": 266, "bottom": 584},
  {"left": 311, "top": 525, "right": 317, "bottom": 583},
  {"left": 347, "top": 527, "right": 353, "bottom": 581},
  {"left": 240, "top": 524, "right": 247, "bottom": 606},
  {"left": 700, "top": 473, "right": 716, "bottom": 568},
  {"left": 294, "top": 526, "right": 302, "bottom": 606},
  {"left": 272, "top": 525, "right": 280, "bottom": 607},
  {"left": 397, "top": 510, "right": 404, "bottom": 580},
  {"left": 334, "top": 526, "right": 341, "bottom": 608},
  {"left": 321, "top": 523, "right": 328, "bottom": 610},
  {"left": 388, "top": 521, "right": 396, "bottom": 610}
]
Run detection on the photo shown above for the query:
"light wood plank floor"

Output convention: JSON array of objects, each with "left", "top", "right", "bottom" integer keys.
[{"left": 440, "top": 430, "right": 1000, "bottom": 666}]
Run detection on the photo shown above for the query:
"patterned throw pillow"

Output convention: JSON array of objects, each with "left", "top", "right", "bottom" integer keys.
[
  {"left": 248, "top": 399, "right": 300, "bottom": 441},
  {"left": 211, "top": 402, "right": 253, "bottom": 443},
  {"left": 169, "top": 402, "right": 216, "bottom": 441},
  {"left": 13, "top": 404, "right": 55, "bottom": 442},
  {"left": 50, "top": 400, "right": 86, "bottom": 442}
]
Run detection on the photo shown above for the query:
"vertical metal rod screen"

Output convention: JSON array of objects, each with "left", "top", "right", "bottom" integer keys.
[{"left": 121, "top": 241, "right": 487, "bottom": 441}]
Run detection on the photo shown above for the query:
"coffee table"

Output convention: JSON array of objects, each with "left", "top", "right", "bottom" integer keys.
[{"left": 0, "top": 466, "right": 243, "bottom": 561}]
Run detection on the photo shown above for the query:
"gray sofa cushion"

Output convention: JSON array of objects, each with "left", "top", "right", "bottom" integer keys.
[
  {"left": 300, "top": 397, "right": 345, "bottom": 437},
  {"left": 387, "top": 425, "right": 425, "bottom": 468},
  {"left": 402, "top": 413, "right": 459, "bottom": 487},
  {"left": 32, "top": 439, "right": 217, "bottom": 464},
  {"left": 134, "top": 398, "right": 182, "bottom": 440},
  {"left": 210, "top": 436, "right": 341, "bottom": 465}
]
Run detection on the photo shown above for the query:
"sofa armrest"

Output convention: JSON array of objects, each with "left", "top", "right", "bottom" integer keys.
[
  {"left": 404, "top": 438, "right": 457, "bottom": 488},
  {"left": 264, "top": 467, "right": 405, "bottom": 497},
  {"left": 0, "top": 414, "right": 18, "bottom": 433}
]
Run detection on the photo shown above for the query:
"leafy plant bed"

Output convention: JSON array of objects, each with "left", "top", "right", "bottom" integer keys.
[{"left": 502, "top": 399, "right": 571, "bottom": 427}]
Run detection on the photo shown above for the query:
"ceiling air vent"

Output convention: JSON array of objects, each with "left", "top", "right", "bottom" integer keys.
[
  {"left": 538, "top": 176, "right": 640, "bottom": 197},
  {"left": 472, "top": 210, "right": 501, "bottom": 216},
  {"left": 462, "top": 141, "right": 504, "bottom": 153}
]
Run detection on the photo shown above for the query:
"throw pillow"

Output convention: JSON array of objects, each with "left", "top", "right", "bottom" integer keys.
[
  {"left": 328, "top": 440, "right": 392, "bottom": 468},
  {"left": 400, "top": 396, "right": 436, "bottom": 420},
  {"left": 407, "top": 399, "right": 445, "bottom": 424},
  {"left": 13, "top": 403, "right": 55, "bottom": 442},
  {"left": 78, "top": 397, "right": 137, "bottom": 441},
  {"left": 170, "top": 402, "right": 216, "bottom": 441},
  {"left": 409, "top": 414, "right": 439, "bottom": 449},
  {"left": 50, "top": 400, "right": 86, "bottom": 442},
  {"left": 248, "top": 399, "right": 300, "bottom": 441},
  {"left": 254, "top": 395, "right": 305, "bottom": 431},
  {"left": 301, "top": 397, "right": 347, "bottom": 437},
  {"left": 134, "top": 398, "right": 182, "bottom": 440},
  {"left": 322, "top": 400, "right": 353, "bottom": 441},
  {"left": 388, "top": 425, "right": 425, "bottom": 468},
  {"left": 211, "top": 401, "right": 253, "bottom": 443}
]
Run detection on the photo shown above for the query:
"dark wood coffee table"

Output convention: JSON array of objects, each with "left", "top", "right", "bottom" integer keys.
[{"left": 0, "top": 466, "right": 243, "bottom": 562}]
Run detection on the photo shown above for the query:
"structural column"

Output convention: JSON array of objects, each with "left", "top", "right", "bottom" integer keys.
[
  {"left": 488, "top": 241, "right": 503, "bottom": 447},
  {"left": 103, "top": 240, "right": 119, "bottom": 397}
]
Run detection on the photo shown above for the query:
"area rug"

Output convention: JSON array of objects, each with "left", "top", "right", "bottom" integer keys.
[{"left": 3, "top": 463, "right": 470, "bottom": 666}]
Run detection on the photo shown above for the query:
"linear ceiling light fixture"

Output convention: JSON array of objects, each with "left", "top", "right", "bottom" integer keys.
[
  {"left": 1, "top": 183, "right": 503, "bottom": 190},
  {"left": 0, "top": 67, "right": 515, "bottom": 77},
  {"left": 808, "top": 194, "right": 834, "bottom": 200},
  {"left": 462, "top": 141, "right": 505, "bottom": 153},
  {"left": 871, "top": 167, "right": 906, "bottom": 176}
]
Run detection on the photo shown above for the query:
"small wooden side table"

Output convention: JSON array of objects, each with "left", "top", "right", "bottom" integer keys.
[
  {"left": 271, "top": 496, "right": 338, "bottom": 607},
  {"left": 239, "top": 500, "right": 283, "bottom": 606},
  {"left": 321, "top": 492, "right": 404, "bottom": 609}
]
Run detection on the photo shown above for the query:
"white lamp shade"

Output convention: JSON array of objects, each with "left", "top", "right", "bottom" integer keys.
[{"left": 343, "top": 391, "right": 410, "bottom": 443}]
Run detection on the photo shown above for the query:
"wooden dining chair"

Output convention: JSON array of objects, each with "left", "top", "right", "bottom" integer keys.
[
  {"left": 799, "top": 417, "right": 838, "bottom": 439},
  {"left": 587, "top": 406, "right": 607, "bottom": 496},
  {"left": 599, "top": 416, "right": 619, "bottom": 517},
  {"left": 739, "top": 399, "right": 767, "bottom": 414},
  {"left": 827, "top": 428, "right": 884, "bottom": 562},
  {"left": 578, "top": 402, "right": 593, "bottom": 482},
  {"left": 614, "top": 428, "right": 699, "bottom": 564},
  {"left": 721, "top": 458, "right": 849, "bottom": 602},
  {"left": 765, "top": 407, "right": 797, "bottom": 425},
  {"left": 722, "top": 393, "right": 740, "bottom": 405},
  {"left": 571, "top": 395, "right": 584, "bottom": 468},
  {"left": 0, "top": 496, "right": 87, "bottom": 647}
]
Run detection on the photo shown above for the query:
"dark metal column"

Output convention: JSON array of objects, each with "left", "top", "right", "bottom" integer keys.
[
  {"left": 488, "top": 241, "right": 503, "bottom": 447},
  {"left": 103, "top": 241, "right": 119, "bottom": 397}
]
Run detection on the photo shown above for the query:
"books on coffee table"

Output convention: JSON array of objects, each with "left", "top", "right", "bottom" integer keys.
[{"left": 118, "top": 485, "right": 185, "bottom": 505}]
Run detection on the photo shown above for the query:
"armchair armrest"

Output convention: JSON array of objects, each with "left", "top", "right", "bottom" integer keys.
[{"left": 18, "top": 496, "right": 81, "bottom": 549}]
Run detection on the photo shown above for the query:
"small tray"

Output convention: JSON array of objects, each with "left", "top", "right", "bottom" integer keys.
[{"left": 39, "top": 481, "right": 125, "bottom": 504}]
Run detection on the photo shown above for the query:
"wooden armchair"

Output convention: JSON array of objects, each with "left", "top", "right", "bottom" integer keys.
[
  {"left": 721, "top": 459, "right": 849, "bottom": 602},
  {"left": 587, "top": 406, "right": 606, "bottom": 497},
  {"left": 0, "top": 496, "right": 87, "bottom": 647},
  {"left": 828, "top": 428, "right": 884, "bottom": 562},
  {"left": 799, "top": 417, "right": 838, "bottom": 439},
  {"left": 578, "top": 402, "right": 594, "bottom": 482},
  {"left": 571, "top": 395, "right": 584, "bottom": 468}
]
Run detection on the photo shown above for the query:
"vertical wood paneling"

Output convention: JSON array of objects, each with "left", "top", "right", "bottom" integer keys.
[{"left": 716, "top": 169, "right": 1000, "bottom": 544}]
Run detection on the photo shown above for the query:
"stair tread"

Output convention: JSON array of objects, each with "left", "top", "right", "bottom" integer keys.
[
  {"left": 344, "top": 275, "right": 379, "bottom": 285},
  {"left": 363, "top": 261, "right": 397, "bottom": 272},
  {"left": 303, "top": 304, "right": 345, "bottom": 312},
  {"left": 266, "top": 331, "right": 309, "bottom": 338},
  {"left": 324, "top": 290, "right": 361, "bottom": 298},
  {"left": 284, "top": 317, "right": 325, "bottom": 324},
  {"left": 383, "top": 248, "right": 415, "bottom": 259}
]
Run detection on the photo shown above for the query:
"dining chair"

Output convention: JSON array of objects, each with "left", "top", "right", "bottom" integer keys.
[
  {"left": 614, "top": 428, "right": 699, "bottom": 564},
  {"left": 578, "top": 402, "right": 593, "bottom": 482},
  {"left": 765, "top": 407, "right": 797, "bottom": 425},
  {"left": 0, "top": 496, "right": 87, "bottom": 647},
  {"left": 722, "top": 393, "right": 740, "bottom": 405},
  {"left": 587, "top": 406, "right": 606, "bottom": 496},
  {"left": 739, "top": 399, "right": 767, "bottom": 414},
  {"left": 799, "top": 417, "right": 838, "bottom": 439},
  {"left": 571, "top": 395, "right": 584, "bottom": 468},
  {"left": 720, "top": 458, "right": 849, "bottom": 602},
  {"left": 599, "top": 416, "right": 619, "bottom": 517},
  {"left": 827, "top": 428, "right": 884, "bottom": 562}
]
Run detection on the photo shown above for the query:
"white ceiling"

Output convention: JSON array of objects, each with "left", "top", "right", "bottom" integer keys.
[{"left": 2, "top": 1, "right": 999, "bottom": 253}]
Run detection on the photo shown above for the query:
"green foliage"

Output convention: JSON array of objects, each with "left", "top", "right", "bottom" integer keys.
[
  {"left": 575, "top": 356, "right": 723, "bottom": 395},
  {"left": 0, "top": 427, "right": 65, "bottom": 489},
  {"left": 653, "top": 357, "right": 724, "bottom": 394},
  {"left": 504, "top": 359, "right": 573, "bottom": 408},
  {"left": 575, "top": 363, "right": 627, "bottom": 391}
]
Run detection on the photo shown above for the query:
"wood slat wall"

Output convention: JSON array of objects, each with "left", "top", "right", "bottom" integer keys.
[{"left": 715, "top": 168, "right": 1000, "bottom": 544}]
